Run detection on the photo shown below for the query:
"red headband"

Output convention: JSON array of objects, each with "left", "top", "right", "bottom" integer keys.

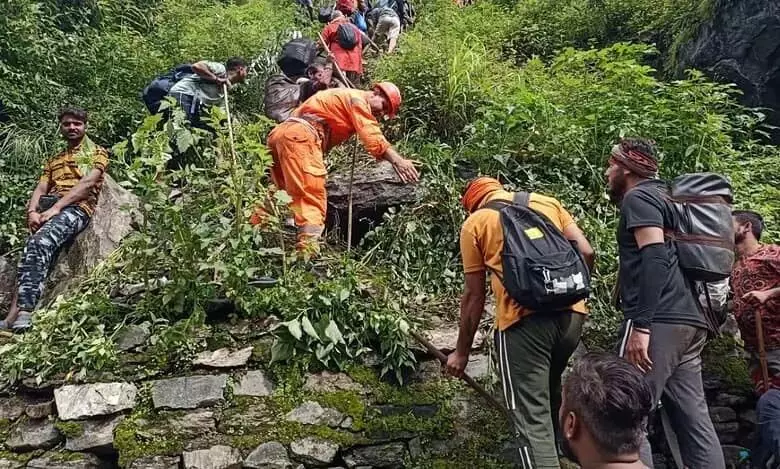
[{"left": 610, "top": 144, "right": 658, "bottom": 178}]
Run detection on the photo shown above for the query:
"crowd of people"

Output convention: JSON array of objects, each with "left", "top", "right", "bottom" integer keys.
[
  {"left": 1, "top": 1, "right": 780, "bottom": 469},
  {"left": 446, "top": 139, "right": 780, "bottom": 468}
]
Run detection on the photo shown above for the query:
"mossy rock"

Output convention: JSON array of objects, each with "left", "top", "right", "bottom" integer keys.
[
  {"left": 702, "top": 335, "right": 752, "bottom": 394},
  {"left": 54, "top": 420, "right": 85, "bottom": 438},
  {"left": 114, "top": 411, "right": 187, "bottom": 467},
  {"left": 0, "top": 450, "right": 33, "bottom": 464}
]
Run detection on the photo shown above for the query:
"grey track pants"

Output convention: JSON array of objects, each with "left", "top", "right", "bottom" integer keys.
[
  {"left": 496, "top": 311, "right": 585, "bottom": 469},
  {"left": 17, "top": 205, "right": 90, "bottom": 311},
  {"left": 619, "top": 320, "right": 725, "bottom": 469}
]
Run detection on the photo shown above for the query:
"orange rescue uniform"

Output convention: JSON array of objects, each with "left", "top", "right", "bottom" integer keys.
[
  {"left": 459, "top": 190, "right": 588, "bottom": 331},
  {"left": 267, "top": 88, "right": 392, "bottom": 249}
]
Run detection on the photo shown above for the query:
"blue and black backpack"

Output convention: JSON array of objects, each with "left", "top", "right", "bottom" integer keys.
[{"left": 141, "top": 64, "right": 195, "bottom": 114}]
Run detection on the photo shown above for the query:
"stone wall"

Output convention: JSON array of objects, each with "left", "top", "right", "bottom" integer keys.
[{"left": 0, "top": 318, "right": 506, "bottom": 469}]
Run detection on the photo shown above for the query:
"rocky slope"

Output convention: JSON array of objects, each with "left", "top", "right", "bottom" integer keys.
[{"left": 676, "top": 0, "right": 780, "bottom": 141}]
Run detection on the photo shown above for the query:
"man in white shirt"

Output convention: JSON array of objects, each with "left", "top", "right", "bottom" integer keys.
[{"left": 169, "top": 57, "right": 247, "bottom": 129}]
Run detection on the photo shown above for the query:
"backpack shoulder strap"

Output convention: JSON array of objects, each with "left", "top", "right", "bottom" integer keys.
[
  {"left": 513, "top": 191, "right": 530, "bottom": 207},
  {"left": 482, "top": 200, "right": 510, "bottom": 212}
]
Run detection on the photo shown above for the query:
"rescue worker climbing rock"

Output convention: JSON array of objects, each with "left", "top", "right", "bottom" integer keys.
[{"left": 267, "top": 82, "right": 419, "bottom": 253}]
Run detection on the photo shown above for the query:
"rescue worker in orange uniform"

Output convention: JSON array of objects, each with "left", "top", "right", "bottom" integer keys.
[{"left": 267, "top": 82, "right": 419, "bottom": 253}]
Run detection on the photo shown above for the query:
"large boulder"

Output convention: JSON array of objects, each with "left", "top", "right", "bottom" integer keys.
[
  {"left": 675, "top": 0, "right": 780, "bottom": 141},
  {"left": 0, "top": 257, "right": 14, "bottom": 315},
  {"left": 326, "top": 160, "right": 420, "bottom": 214},
  {"left": 43, "top": 175, "right": 139, "bottom": 303},
  {"left": 325, "top": 160, "right": 421, "bottom": 241}
]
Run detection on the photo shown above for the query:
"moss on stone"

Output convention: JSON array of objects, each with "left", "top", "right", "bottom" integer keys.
[
  {"left": 44, "top": 451, "right": 89, "bottom": 462},
  {"left": 222, "top": 394, "right": 365, "bottom": 447},
  {"left": 114, "top": 412, "right": 186, "bottom": 468},
  {"left": 54, "top": 421, "right": 85, "bottom": 438},
  {"left": 347, "top": 364, "right": 456, "bottom": 406},
  {"left": 0, "top": 450, "right": 32, "bottom": 464},
  {"left": 314, "top": 391, "right": 367, "bottom": 430},
  {"left": 702, "top": 335, "right": 752, "bottom": 394}
]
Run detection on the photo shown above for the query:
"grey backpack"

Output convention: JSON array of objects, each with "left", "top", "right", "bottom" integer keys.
[
  {"left": 665, "top": 173, "right": 734, "bottom": 333},
  {"left": 665, "top": 173, "right": 734, "bottom": 282}
]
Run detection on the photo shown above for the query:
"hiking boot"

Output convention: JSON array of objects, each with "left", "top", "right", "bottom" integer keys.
[{"left": 11, "top": 311, "right": 33, "bottom": 332}]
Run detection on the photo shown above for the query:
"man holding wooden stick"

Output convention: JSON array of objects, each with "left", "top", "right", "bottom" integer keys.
[
  {"left": 732, "top": 210, "right": 780, "bottom": 468},
  {"left": 266, "top": 83, "right": 418, "bottom": 254}
]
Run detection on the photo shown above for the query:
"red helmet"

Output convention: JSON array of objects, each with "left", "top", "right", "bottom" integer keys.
[{"left": 373, "top": 81, "right": 402, "bottom": 118}]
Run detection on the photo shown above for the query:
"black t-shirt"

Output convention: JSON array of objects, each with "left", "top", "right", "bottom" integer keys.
[{"left": 617, "top": 179, "right": 706, "bottom": 328}]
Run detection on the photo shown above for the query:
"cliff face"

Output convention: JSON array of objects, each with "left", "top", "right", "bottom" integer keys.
[{"left": 676, "top": 0, "right": 780, "bottom": 141}]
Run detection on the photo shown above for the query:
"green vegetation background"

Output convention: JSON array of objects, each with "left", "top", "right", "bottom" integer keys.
[{"left": 0, "top": 0, "right": 778, "bottom": 387}]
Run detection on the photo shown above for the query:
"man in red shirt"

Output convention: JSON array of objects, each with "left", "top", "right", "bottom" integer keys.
[
  {"left": 321, "top": 11, "right": 364, "bottom": 84},
  {"left": 731, "top": 209, "right": 780, "bottom": 467}
]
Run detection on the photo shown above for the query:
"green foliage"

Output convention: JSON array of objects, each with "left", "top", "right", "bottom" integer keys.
[
  {"left": 1, "top": 0, "right": 779, "bottom": 392},
  {"left": 702, "top": 335, "right": 753, "bottom": 394},
  {"left": 502, "top": 0, "right": 717, "bottom": 71},
  {"left": 1, "top": 0, "right": 297, "bottom": 142},
  {"left": 262, "top": 260, "right": 417, "bottom": 382},
  {"left": 0, "top": 125, "right": 51, "bottom": 253}
]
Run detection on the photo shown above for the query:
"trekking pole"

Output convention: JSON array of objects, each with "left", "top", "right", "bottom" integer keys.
[
  {"left": 409, "top": 329, "right": 516, "bottom": 427},
  {"left": 317, "top": 31, "right": 361, "bottom": 251},
  {"left": 317, "top": 32, "right": 355, "bottom": 88},
  {"left": 756, "top": 309, "right": 771, "bottom": 392},
  {"left": 222, "top": 83, "right": 238, "bottom": 166},
  {"left": 346, "top": 139, "right": 358, "bottom": 251}
]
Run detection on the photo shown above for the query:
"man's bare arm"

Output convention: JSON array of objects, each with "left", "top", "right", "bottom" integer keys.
[
  {"left": 52, "top": 168, "right": 104, "bottom": 210},
  {"left": 26, "top": 181, "right": 50, "bottom": 215},
  {"left": 192, "top": 61, "right": 224, "bottom": 83},
  {"left": 563, "top": 223, "right": 595, "bottom": 270},
  {"left": 455, "top": 271, "right": 487, "bottom": 355}
]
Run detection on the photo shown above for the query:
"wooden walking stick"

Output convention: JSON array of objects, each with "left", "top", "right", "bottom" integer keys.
[
  {"left": 756, "top": 309, "right": 771, "bottom": 392},
  {"left": 222, "top": 83, "right": 238, "bottom": 166},
  {"left": 316, "top": 32, "right": 361, "bottom": 250},
  {"left": 317, "top": 32, "right": 355, "bottom": 88},
  {"left": 409, "top": 329, "right": 517, "bottom": 429},
  {"left": 346, "top": 140, "right": 358, "bottom": 251}
]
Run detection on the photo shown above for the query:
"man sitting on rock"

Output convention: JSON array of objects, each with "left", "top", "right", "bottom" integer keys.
[
  {"left": 1, "top": 107, "right": 109, "bottom": 331},
  {"left": 732, "top": 210, "right": 780, "bottom": 467},
  {"left": 559, "top": 352, "right": 653, "bottom": 469}
]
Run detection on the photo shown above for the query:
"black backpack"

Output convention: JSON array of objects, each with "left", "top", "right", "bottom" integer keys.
[
  {"left": 664, "top": 173, "right": 734, "bottom": 332},
  {"left": 318, "top": 6, "right": 333, "bottom": 23},
  {"left": 141, "top": 64, "right": 194, "bottom": 114},
  {"left": 277, "top": 38, "right": 318, "bottom": 77},
  {"left": 336, "top": 23, "right": 359, "bottom": 49},
  {"left": 484, "top": 192, "right": 591, "bottom": 311}
]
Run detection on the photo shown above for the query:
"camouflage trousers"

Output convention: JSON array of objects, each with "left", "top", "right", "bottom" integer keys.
[{"left": 17, "top": 206, "right": 90, "bottom": 311}]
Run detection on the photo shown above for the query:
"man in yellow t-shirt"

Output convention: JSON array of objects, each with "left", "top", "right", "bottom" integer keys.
[
  {"left": 2, "top": 107, "right": 109, "bottom": 331},
  {"left": 446, "top": 177, "right": 594, "bottom": 469}
]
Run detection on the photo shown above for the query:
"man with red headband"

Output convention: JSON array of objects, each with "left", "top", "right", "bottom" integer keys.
[
  {"left": 446, "top": 176, "right": 594, "bottom": 469},
  {"left": 267, "top": 83, "right": 418, "bottom": 253},
  {"left": 605, "top": 138, "right": 724, "bottom": 469}
]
